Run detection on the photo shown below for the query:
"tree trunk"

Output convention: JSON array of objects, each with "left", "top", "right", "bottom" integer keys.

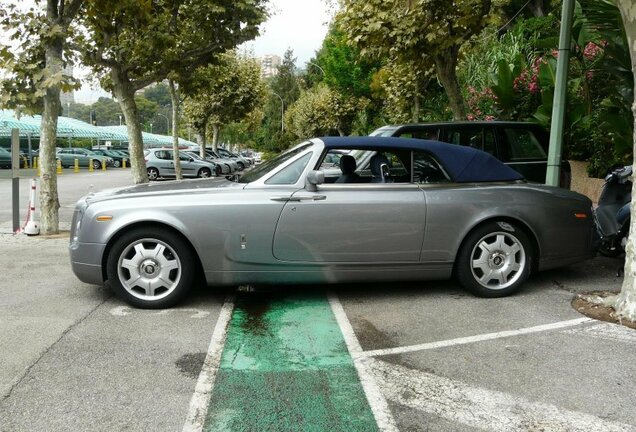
[
  {"left": 197, "top": 123, "right": 208, "bottom": 159},
  {"left": 212, "top": 123, "right": 220, "bottom": 151},
  {"left": 528, "top": 0, "right": 545, "bottom": 17},
  {"left": 39, "top": 28, "right": 63, "bottom": 235},
  {"left": 112, "top": 68, "right": 148, "bottom": 184},
  {"left": 614, "top": 0, "right": 636, "bottom": 321},
  {"left": 434, "top": 46, "right": 466, "bottom": 120},
  {"left": 169, "top": 79, "right": 183, "bottom": 180}
]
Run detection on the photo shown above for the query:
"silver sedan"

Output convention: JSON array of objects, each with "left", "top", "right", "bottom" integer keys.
[{"left": 70, "top": 136, "right": 598, "bottom": 308}]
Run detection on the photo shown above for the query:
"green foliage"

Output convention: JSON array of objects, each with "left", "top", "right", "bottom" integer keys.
[
  {"left": 143, "top": 83, "right": 171, "bottom": 107},
  {"left": 285, "top": 83, "right": 368, "bottom": 138},
  {"left": 183, "top": 51, "right": 265, "bottom": 135},
  {"left": 0, "top": 1, "right": 81, "bottom": 112}
]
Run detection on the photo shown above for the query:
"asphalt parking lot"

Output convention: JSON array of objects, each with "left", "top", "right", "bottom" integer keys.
[{"left": 1, "top": 174, "right": 635, "bottom": 431}]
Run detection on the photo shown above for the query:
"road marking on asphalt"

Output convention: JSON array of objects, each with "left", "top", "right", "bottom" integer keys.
[
  {"left": 369, "top": 358, "right": 635, "bottom": 432},
  {"left": 358, "top": 317, "right": 593, "bottom": 358},
  {"left": 204, "top": 293, "right": 379, "bottom": 431},
  {"left": 562, "top": 322, "right": 636, "bottom": 344},
  {"left": 327, "top": 292, "right": 399, "bottom": 432},
  {"left": 110, "top": 305, "right": 210, "bottom": 318},
  {"left": 182, "top": 295, "right": 235, "bottom": 432}
]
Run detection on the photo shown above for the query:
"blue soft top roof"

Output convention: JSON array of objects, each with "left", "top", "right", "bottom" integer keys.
[{"left": 318, "top": 136, "right": 524, "bottom": 183}]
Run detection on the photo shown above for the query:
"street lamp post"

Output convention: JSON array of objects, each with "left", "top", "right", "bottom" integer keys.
[
  {"left": 149, "top": 122, "right": 153, "bottom": 133},
  {"left": 306, "top": 61, "right": 325, "bottom": 76},
  {"left": 117, "top": 113, "right": 123, "bottom": 126},
  {"left": 272, "top": 91, "right": 284, "bottom": 132},
  {"left": 157, "top": 113, "right": 170, "bottom": 134}
]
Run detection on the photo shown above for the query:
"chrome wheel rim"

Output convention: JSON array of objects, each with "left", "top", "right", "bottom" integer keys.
[
  {"left": 470, "top": 231, "right": 525, "bottom": 290},
  {"left": 148, "top": 169, "right": 158, "bottom": 180},
  {"left": 199, "top": 169, "right": 210, "bottom": 178},
  {"left": 117, "top": 238, "right": 181, "bottom": 301}
]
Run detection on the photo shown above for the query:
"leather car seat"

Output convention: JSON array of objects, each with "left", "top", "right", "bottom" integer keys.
[
  {"left": 370, "top": 153, "right": 393, "bottom": 183},
  {"left": 335, "top": 155, "right": 361, "bottom": 183}
]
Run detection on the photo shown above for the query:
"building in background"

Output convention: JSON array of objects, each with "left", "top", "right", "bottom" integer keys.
[
  {"left": 260, "top": 54, "right": 281, "bottom": 79},
  {"left": 60, "top": 64, "right": 75, "bottom": 106}
]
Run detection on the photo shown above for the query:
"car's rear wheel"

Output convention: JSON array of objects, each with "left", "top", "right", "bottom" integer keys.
[
  {"left": 147, "top": 167, "right": 159, "bottom": 181},
  {"left": 198, "top": 167, "right": 212, "bottom": 178},
  {"left": 215, "top": 165, "right": 222, "bottom": 176},
  {"left": 456, "top": 221, "right": 531, "bottom": 297},
  {"left": 106, "top": 228, "right": 195, "bottom": 308}
]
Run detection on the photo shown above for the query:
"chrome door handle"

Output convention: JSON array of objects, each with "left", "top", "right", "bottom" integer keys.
[
  {"left": 293, "top": 195, "right": 326, "bottom": 201},
  {"left": 269, "top": 195, "right": 326, "bottom": 202}
]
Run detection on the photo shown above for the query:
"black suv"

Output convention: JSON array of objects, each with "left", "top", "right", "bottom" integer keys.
[{"left": 371, "top": 122, "right": 571, "bottom": 188}]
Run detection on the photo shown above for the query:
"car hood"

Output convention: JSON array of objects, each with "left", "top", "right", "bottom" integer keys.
[{"left": 84, "top": 177, "right": 244, "bottom": 204}]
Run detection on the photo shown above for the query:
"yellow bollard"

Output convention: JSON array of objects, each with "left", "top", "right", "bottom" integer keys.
[
  {"left": 74, "top": 158, "right": 79, "bottom": 173},
  {"left": 33, "top": 157, "right": 38, "bottom": 169},
  {"left": 89, "top": 158, "right": 94, "bottom": 172},
  {"left": 101, "top": 159, "right": 106, "bottom": 171},
  {"left": 56, "top": 159, "right": 62, "bottom": 174},
  {"left": 122, "top": 158, "right": 127, "bottom": 169}
]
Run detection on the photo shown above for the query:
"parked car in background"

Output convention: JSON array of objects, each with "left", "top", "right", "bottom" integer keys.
[
  {"left": 144, "top": 148, "right": 221, "bottom": 180},
  {"left": 0, "top": 147, "right": 28, "bottom": 168},
  {"left": 57, "top": 148, "right": 113, "bottom": 169},
  {"left": 91, "top": 148, "right": 127, "bottom": 167},
  {"left": 216, "top": 147, "right": 251, "bottom": 171},
  {"left": 183, "top": 151, "right": 231, "bottom": 175},
  {"left": 371, "top": 122, "right": 571, "bottom": 188},
  {"left": 70, "top": 136, "right": 597, "bottom": 308},
  {"left": 201, "top": 148, "right": 239, "bottom": 173}
]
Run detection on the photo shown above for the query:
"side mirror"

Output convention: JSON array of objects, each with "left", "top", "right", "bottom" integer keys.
[{"left": 306, "top": 170, "right": 324, "bottom": 192}]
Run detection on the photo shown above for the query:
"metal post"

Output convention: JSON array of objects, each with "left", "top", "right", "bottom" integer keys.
[
  {"left": 27, "top": 132, "right": 32, "bottom": 168},
  {"left": 11, "top": 129, "right": 20, "bottom": 233},
  {"left": 546, "top": 0, "right": 575, "bottom": 186}
]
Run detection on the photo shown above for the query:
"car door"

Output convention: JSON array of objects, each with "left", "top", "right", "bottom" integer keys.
[
  {"left": 272, "top": 151, "right": 426, "bottom": 263},
  {"left": 179, "top": 153, "right": 196, "bottom": 176}
]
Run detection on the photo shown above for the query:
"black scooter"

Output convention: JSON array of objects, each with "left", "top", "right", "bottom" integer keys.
[{"left": 594, "top": 165, "right": 632, "bottom": 257}]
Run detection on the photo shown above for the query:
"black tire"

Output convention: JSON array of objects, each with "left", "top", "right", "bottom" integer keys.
[
  {"left": 237, "top": 162, "right": 245, "bottom": 171},
  {"left": 92, "top": 159, "right": 102, "bottom": 170},
  {"left": 147, "top": 167, "right": 160, "bottom": 181},
  {"left": 198, "top": 167, "right": 212, "bottom": 178},
  {"left": 455, "top": 221, "right": 532, "bottom": 298},
  {"left": 215, "top": 165, "right": 222, "bottom": 176},
  {"left": 106, "top": 227, "right": 195, "bottom": 308},
  {"left": 114, "top": 160, "right": 121, "bottom": 168}
]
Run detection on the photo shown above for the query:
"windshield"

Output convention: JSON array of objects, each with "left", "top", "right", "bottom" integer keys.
[
  {"left": 238, "top": 143, "right": 312, "bottom": 184},
  {"left": 187, "top": 152, "right": 204, "bottom": 161},
  {"left": 369, "top": 126, "right": 398, "bottom": 137}
]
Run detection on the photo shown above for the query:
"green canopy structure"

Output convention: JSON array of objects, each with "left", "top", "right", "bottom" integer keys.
[{"left": 0, "top": 110, "right": 197, "bottom": 148}]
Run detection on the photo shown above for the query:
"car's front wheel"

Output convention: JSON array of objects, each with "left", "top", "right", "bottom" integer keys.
[
  {"left": 147, "top": 167, "right": 159, "bottom": 181},
  {"left": 198, "top": 167, "right": 211, "bottom": 178},
  {"left": 456, "top": 221, "right": 531, "bottom": 297},
  {"left": 106, "top": 228, "right": 195, "bottom": 308},
  {"left": 92, "top": 159, "right": 102, "bottom": 170},
  {"left": 113, "top": 160, "right": 121, "bottom": 168}
]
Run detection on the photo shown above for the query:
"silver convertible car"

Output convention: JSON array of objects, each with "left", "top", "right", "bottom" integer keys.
[{"left": 70, "top": 136, "right": 598, "bottom": 308}]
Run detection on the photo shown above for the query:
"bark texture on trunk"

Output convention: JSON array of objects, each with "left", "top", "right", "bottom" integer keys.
[
  {"left": 39, "top": 37, "right": 63, "bottom": 235},
  {"left": 112, "top": 68, "right": 148, "bottom": 184},
  {"left": 615, "top": 0, "right": 636, "bottom": 321},
  {"left": 434, "top": 46, "right": 466, "bottom": 120},
  {"left": 197, "top": 123, "right": 208, "bottom": 159},
  {"left": 212, "top": 123, "right": 220, "bottom": 151},
  {"left": 528, "top": 0, "right": 544, "bottom": 17},
  {"left": 169, "top": 80, "right": 183, "bottom": 180}
]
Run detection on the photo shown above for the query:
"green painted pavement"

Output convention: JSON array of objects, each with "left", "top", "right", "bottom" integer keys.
[{"left": 204, "top": 293, "right": 378, "bottom": 432}]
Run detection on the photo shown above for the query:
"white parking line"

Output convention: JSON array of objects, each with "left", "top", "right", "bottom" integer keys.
[
  {"left": 563, "top": 322, "right": 636, "bottom": 344},
  {"left": 369, "top": 358, "right": 635, "bottom": 432},
  {"left": 359, "top": 317, "right": 593, "bottom": 358},
  {"left": 182, "top": 295, "right": 235, "bottom": 432},
  {"left": 327, "top": 292, "right": 399, "bottom": 432}
]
